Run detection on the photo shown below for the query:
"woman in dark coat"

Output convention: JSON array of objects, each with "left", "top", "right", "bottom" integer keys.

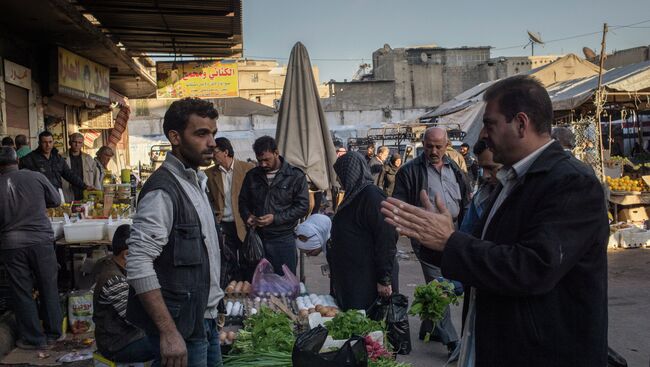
[
  {"left": 328, "top": 152, "right": 398, "bottom": 311},
  {"left": 379, "top": 153, "right": 402, "bottom": 196}
]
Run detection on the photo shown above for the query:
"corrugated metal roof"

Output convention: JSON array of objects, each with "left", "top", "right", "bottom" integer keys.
[{"left": 75, "top": 0, "right": 243, "bottom": 58}]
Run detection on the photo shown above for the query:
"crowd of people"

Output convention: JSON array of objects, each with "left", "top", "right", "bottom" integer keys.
[{"left": 0, "top": 74, "right": 611, "bottom": 367}]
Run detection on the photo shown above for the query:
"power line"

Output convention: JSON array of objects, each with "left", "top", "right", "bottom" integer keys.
[
  {"left": 493, "top": 18, "right": 650, "bottom": 51},
  {"left": 244, "top": 19, "right": 650, "bottom": 60}
]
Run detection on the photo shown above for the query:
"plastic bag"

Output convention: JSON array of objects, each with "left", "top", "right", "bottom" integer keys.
[
  {"left": 292, "top": 325, "right": 368, "bottom": 367},
  {"left": 251, "top": 258, "right": 300, "bottom": 298},
  {"left": 366, "top": 294, "right": 411, "bottom": 355},
  {"left": 241, "top": 227, "right": 264, "bottom": 269},
  {"left": 68, "top": 290, "right": 94, "bottom": 334}
]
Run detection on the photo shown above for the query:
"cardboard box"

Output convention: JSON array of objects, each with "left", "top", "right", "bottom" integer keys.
[{"left": 618, "top": 206, "right": 649, "bottom": 223}]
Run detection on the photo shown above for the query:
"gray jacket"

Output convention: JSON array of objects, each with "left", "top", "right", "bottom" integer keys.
[
  {"left": 126, "top": 153, "right": 223, "bottom": 320},
  {"left": 0, "top": 167, "right": 61, "bottom": 249}
]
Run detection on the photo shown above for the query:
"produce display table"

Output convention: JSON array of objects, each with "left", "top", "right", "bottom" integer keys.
[{"left": 55, "top": 239, "right": 112, "bottom": 290}]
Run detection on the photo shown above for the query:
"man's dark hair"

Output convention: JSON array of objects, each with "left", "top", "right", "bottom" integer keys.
[
  {"left": 215, "top": 137, "right": 234, "bottom": 158},
  {"left": 38, "top": 131, "right": 53, "bottom": 141},
  {"left": 253, "top": 136, "right": 277, "bottom": 156},
  {"left": 15, "top": 135, "right": 28, "bottom": 147},
  {"left": 483, "top": 75, "right": 553, "bottom": 135},
  {"left": 473, "top": 139, "right": 489, "bottom": 156},
  {"left": 111, "top": 224, "right": 131, "bottom": 256},
  {"left": 163, "top": 98, "right": 219, "bottom": 139},
  {"left": 1, "top": 137, "right": 14, "bottom": 147},
  {"left": 461, "top": 143, "right": 470, "bottom": 149},
  {"left": 0, "top": 146, "right": 17, "bottom": 165}
]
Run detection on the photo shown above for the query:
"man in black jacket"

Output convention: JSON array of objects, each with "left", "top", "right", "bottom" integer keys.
[
  {"left": 239, "top": 136, "right": 309, "bottom": 275},
  {"left": 392, "top": 127, "right": 470, "bottom": 355},
  {"left": 20, "top": 131, "right": 91, "bottom": 193},
  {"left": 382, "top": 75, "right": 608, "bottom": 367}
]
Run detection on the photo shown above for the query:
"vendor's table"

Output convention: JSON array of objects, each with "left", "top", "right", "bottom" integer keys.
[
  {"left": 608, "top": 192, "right": 650, "bottom": 222},
  {"left": 55, "top": 239, "right": 112, "bottom": 290}
]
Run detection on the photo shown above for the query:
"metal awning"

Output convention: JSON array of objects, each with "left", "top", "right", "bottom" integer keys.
[{"left": 74, "top": 0, "right": 243, "bottom": 58}]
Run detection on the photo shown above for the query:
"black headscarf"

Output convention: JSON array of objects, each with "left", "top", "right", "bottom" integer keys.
[{"left": 333, "top": 152, "right": 374, "bottom": 210}]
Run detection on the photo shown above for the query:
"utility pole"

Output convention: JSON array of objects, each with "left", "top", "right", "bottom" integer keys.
[{"left": 595, "top": 23, "right": 608, "bottom": 181}]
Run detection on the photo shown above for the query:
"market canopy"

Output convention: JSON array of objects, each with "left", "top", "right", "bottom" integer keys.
[
  {"left": 549, "top": 60, "right": 650, "bottom": 111},
  {"left": 276, "top": 42, "right": 338, "bottom": 191},
  {"left": 419, "top": 54, "right": 602, "bottom": 144}
]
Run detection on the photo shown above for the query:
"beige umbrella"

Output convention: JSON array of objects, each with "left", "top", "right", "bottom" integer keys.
[{"left": 276, "top": 42, "right": 338, "bottom": 191}]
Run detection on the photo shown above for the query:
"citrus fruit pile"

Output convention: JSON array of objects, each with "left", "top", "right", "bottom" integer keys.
[{"left": 606, "top": 176, "right": 648, "bottom": 192}]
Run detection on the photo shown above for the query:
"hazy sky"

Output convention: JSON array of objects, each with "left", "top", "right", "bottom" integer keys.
[{"left": 242, "top": 0, "right": 650, "bottom": 82}]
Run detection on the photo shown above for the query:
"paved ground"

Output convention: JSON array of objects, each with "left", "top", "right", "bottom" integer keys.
[{"left": 302, "top": 238, "right": 650, "bottom": 367}]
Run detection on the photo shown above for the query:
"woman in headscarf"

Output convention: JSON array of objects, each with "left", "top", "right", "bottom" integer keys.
[
  {"left": 329, "top": 152, "right": 398, "bottom": 310},
  {"left": 379, "top": 153, "right": 402, "bottom": 196},
  {"left": 295, "top": 214, "right": 331, "bottom": 256}
]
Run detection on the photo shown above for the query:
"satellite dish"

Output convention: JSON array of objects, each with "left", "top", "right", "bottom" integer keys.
[
  {"left": 583, "top": 47, "right": 597, "bottom": 59},
  {"left": 527, "top": 31, "right": 544, "bottom": 45},
  {"left": 420, "top": 52, "right": 429, "bottom": 63},
  {"left": 524, "top": 30, "right": 544, "bottom": 56}
]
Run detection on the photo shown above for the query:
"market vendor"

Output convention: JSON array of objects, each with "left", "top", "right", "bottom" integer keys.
[
  {"left": 0, "top": 146, "right": 64, "bottom": 350},
  {"left": 94, "top": 146, "right": 114, "bottom": 187},
  {"left": 93, "top": 224, "right": 154, "bottom": 362},
  {"left": 20, "top": 131, "right": 93, "bottom": 194},
  {"left": 62, "top": 133, "right": 102, "bottom": 201}
]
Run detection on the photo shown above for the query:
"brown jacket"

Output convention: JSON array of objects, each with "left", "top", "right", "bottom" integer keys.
[{"left": 206, "top": 159, "right": 255, "bottom": 241}]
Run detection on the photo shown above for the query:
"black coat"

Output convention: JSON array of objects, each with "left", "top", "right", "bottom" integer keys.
[
  {"left": 329, "top": 185, "right": 398, "bottom": 311},
  {"left": 442, "top": 142, "right": 608, "bottom": 367},
  {"left": 20, "top": 148, "right": 86, "bottom": 190},
  {"left": 392, "top": 152, "right": 470, "bottom": 266},
  {"left": 239, "top": 157, "right": 309, "bottom": 238},
  {"left": 378, "top": 163, "right": 399, "bottom": 197}
]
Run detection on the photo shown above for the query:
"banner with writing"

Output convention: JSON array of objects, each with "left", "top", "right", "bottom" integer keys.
[{"left": 156, "top": 60, "right": 238, "bottom": 99}]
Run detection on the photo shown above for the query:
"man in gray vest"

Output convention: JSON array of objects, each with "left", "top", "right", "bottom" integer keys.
[{"left": 126, "top": 98, "right": 223, "bottom": 367}]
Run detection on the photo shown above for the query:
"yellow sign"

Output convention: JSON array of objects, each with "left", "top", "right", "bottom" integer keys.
[
  {"left": 156, "top": 60, "right": 238, "bottom": 99},
  {"left": 57, "top": 47, "right": 110, "bottom": 104}
]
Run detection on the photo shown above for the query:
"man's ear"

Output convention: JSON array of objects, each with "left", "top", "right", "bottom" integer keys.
[
  {"left": 515, "top": 112, "right": 531, "bottom": 138},
  {"left": 168, "top": 130, "right": 181, "bottom": 146}
]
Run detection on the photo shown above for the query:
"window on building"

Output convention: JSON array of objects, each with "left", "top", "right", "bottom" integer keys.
[{"left": 251, "top": 73, "right": 259, "bottom": 83}]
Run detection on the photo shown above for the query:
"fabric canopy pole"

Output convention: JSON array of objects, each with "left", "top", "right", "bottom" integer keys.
[{"left": 275, "top": 42, "right": 338, "bottom": 191}]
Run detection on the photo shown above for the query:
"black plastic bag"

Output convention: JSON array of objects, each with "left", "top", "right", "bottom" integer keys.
[
  {"left": 241, "top": 227, "right": 264, "bottom": 269},
  {"left": 366, "top": 294, "right": 412, "bottom": 355},
  {"left": 292, "top": 325, "right": 368, "bottom": 367}
]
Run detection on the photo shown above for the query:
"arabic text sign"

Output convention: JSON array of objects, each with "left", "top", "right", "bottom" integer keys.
[
  {"left": 4, "top": 60, "right": 31, "bottom": 90},
  {"left": 57, "top": 47, "right": 110, "bottom": 105},
  {"left": 156, "top": 60, "right": 238, "bottom": 99}
]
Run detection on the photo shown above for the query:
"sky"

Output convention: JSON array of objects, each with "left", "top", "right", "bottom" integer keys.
[{"left": 242, "top": 0, "right": 650, "bottom": 82}]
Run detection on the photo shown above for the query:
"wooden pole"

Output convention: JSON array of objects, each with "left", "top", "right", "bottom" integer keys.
[{"left": 595, "top": 23, "right": 608, "bottom": 181}]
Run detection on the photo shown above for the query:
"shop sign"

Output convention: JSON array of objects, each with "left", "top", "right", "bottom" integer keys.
[
  {"left": 57, "top": 47, "right": 110, "bottom": 105},
  {"left": 156, "top": 60, "right": 238, "bottom": 99},
  {"left": 4, "top": 60, "right": 31, "bottom": 90},
  {"left": 79, "top": 109, "right": 113, "bottom": 130}
]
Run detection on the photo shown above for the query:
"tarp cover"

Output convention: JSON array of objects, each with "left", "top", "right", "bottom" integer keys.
[
  {"left": 549, "top": 60, "right": 650, "bottom": 111},
  {"left": 276, "top": 42, "right": 338, "bottom": 190}
]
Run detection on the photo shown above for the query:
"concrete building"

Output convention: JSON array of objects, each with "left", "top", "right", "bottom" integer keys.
[
  {"left": 324, "top": 43, "right": 491, "bottom": 113},
  {"left": 480, "top": 55, "right": 561, "bottom": 81},
  {"left": 236, "top": 59, "right": 329, "bottom": 108},
  {"left": 599, "top": 46, "right": 650, "bottom": 70}
]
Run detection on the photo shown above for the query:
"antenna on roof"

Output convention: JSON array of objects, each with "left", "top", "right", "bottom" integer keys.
[{"left": 524, "top": 30, "right": 544, "bottom": 56}]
